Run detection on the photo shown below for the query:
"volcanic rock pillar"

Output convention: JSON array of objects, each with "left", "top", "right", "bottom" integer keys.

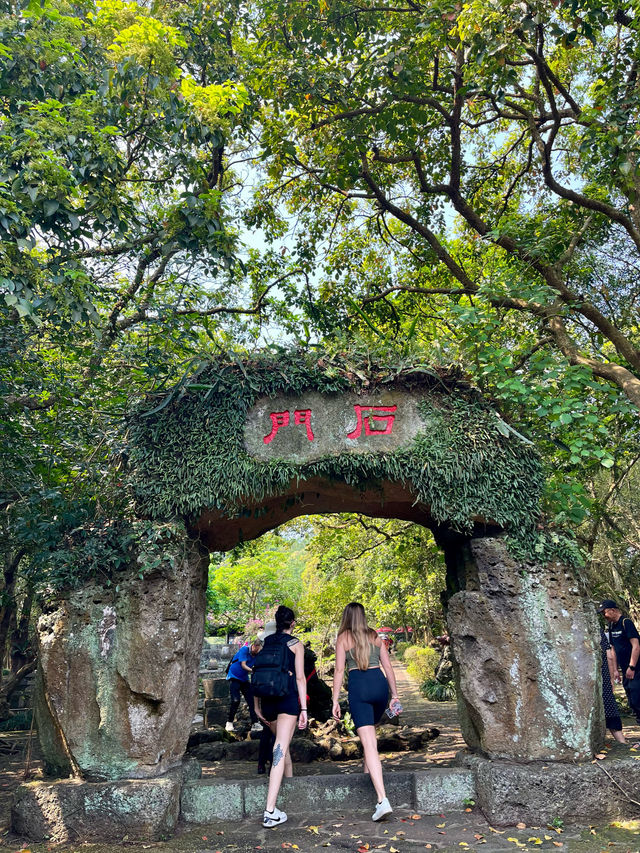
[
  {"left": 35, "top": 530, "right": 209, "bottom": 781},
  {"left": 444, "top": 537, "right": 603, "bottom": 761}
]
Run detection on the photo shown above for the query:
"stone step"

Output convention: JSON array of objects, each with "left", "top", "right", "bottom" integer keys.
[{"left": 180, "top": 768, "right": 475, "bottom": 823}]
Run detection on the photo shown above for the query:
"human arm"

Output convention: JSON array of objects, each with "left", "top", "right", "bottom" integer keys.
[
  {"left": 292, "top": 640, "right": 308, "bottom": 729},
  {"left": 240, "top": 659, "right": 253, "bottom": 673},
  {"left": 254, "top": 696, "right": 268, "bottom": 725},
  {"left": 606, "top": 646, "right": 620, "bottom": 684},
  {"left": 378, "top": 639, "right": 401, "bottom": 710},
  {"left": 627, "top": 636, "right": 640, "bottom": 680},
  {"left": 332, "top": 637, "right": 346, "bottom": 720}
]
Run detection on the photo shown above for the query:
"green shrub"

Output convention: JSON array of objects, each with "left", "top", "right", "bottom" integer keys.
[
  {"left": 421, "top": 679, "right": 456, "bottom": 702},
  {"left": 394, "top": 640, "right": 411, "bottom": 660},
  {"left": 404, "top": 645, "right": 439, "bottom": 683}
]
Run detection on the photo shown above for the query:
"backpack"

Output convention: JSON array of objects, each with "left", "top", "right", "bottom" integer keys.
[
  {"left": 224, "top": 652, "right": 239, "bottom": 676},
  {"left": 251, "top": 633, "right": 292, "bottom": 698}
]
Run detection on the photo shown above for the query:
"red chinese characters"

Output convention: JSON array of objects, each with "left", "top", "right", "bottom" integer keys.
[
  {"left": 346, "top": 405, "right": 397, "bottom": 439},
  {"left": 263, "top": 409, "right": 314, "bottom": 444},
  {"left": 262, "top": 404, "right": 397, "bottom": 444}
]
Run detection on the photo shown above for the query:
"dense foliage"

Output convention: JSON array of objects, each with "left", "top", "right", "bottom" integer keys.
[
  {"left": 3, "top": 0, "right": 640, "bottom": 716},
  {"left": 129, "top": 349, "right": 544, "bottom": 538}
]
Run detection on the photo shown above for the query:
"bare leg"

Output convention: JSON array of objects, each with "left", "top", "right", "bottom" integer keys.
[
  {"left": 265, "top": 714, "right": 297, "bottom": 812},
  {"left": 284, "top": 747, "right": 293, "bottom": 778},
  {"left": 357, "top": 724, "right": 385, "bottom": 802},
  {"left": 610, "top": 728, "right": 627, "bottom": 744}
]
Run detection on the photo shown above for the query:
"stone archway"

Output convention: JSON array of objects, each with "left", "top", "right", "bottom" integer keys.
[{"left": 16, "top": 353, "right": 608, "bottom": 840}]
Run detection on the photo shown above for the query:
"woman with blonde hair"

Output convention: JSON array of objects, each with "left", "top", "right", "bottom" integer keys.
[{"left": 332, "top": 602, "right": 401, "bottom": 821}]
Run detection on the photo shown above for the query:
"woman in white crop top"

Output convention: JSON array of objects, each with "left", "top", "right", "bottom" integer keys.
[{"left": 332, "top": 602, "right": 401, "bottom": 822}]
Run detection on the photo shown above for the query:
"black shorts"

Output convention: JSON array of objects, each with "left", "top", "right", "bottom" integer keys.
[
  {"left": 348, "top": 667, "right": 389, "bottom": 728},
  {"left": 260, "top": 691, "right": 300, "bottom": 721}
]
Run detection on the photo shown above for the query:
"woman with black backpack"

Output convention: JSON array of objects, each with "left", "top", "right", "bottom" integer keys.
[{"left": 253, "top": 605, "right": 307, "bottom": 828}]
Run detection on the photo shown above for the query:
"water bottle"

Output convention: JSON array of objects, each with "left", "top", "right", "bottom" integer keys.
[{"left": 385, "top": 698, "right": 403, "bottom": 718}]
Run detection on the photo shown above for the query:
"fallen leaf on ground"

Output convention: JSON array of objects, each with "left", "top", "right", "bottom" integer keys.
[
  {"left": 489, "top": 828, "right": 505, "bottom": 834},
  {"left": 436, "top": 823, "right": 446, "bottom": 828},
  {"left": 516, "top": 822, "right": 527, "bottom": 829},
  {"left": 528, "top": 837, "right": 543, "bottom": 845},
  {"left": 308, "top": 827, "right": 320, "bottom": 834},
  {"left": 357, "top": 845, "right": 370, "bottom": 852},
  {"left": 411, "top": 814, "right": 421, "bottom": 820},
  {"left": 389, "top": 847, "right": 399, "bottom": 853},
  {"left": 595, "top": 753, "right": 607, "bottom": 760},
  {"left": 552, "top": 843, "right": 563, "bottom": 848}
]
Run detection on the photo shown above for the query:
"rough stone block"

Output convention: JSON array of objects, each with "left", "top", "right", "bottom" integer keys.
[
  {"left": 243, "top": 772, "right": 414, "bottom": 817},
  {"left": 180, "top": 779, "right": 244, "bottom": 822},
  {"left": 414, "top": 768, "right": 475, "bottom": 814},
  {"left": 204, "top": 699, "right": 228, "bottom": 728},
  {"left": 449, "top": 538, "right": 602, "bottom": 762},
  {"left": 12, "top": 774, "right": 181, "bottom": 843},
  {"left": 465, "top": 754, "right": 640, "bottom": 825}
]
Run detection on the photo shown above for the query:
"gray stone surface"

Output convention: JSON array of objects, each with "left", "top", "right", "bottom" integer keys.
[
  {"left": 36, "top": 530, "right": 209, "bottom": 781},
  {"left": 244, "top": 771, "right": 414, "bottom": 816},
  {"left": 447, "top": 537, "right": 602, "bottom": 761},
  {"left": 244, "top": 391, "right": 425, "bottom": 461},
  {"left": 414, "top": 768, "right": 476, "bottom": 813},
  {"left": 462, "top": 753, "right": 640, "bottom": 825},
  {"left": 11, "top": 773, "right": 182, "bottom": 842},
  {"left": 180, "top": 779, "right": 244, "bottom": 822}
]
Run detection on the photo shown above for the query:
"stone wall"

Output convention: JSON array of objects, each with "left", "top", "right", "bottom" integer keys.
[
  {"left": 447, "top": 537, "right": 603, "bottom": 761},
  {"left": 35, "top": 530, "right": 209, "bottom": 781}
]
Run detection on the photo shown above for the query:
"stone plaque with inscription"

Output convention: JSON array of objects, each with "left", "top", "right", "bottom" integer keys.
[{"left": 244, "top": 391, "right": 426, "bottom": 462}]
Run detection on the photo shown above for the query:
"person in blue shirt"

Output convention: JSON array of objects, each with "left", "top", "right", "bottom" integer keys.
[{"left": 226, "top": 639, "right": 263, "bottom": 733}]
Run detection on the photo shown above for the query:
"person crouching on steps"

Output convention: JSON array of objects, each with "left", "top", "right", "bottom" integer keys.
[
  {"left": 254, "top": 605, "right": 308, "bottom": 828},
  {"left": 332, "top": 602, "right": 401, "bottom": 822},
  {"left": 226, "top": 638, "right": 263, "bottom": 733}
]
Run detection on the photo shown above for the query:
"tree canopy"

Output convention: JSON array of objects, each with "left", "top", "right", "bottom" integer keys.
[{"left": 2, "top": 0, "right": 640, "bottom": 715}]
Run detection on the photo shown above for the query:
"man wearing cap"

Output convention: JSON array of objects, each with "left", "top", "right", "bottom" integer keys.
[{"left": 598, "top": 599, "right": 640, "bottom": 725}]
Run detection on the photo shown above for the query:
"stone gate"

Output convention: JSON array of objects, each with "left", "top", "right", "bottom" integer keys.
[{"left": 14, "top": 352, "right": 619, "bottom": 841}]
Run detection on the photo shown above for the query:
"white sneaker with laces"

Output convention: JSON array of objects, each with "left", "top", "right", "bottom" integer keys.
[
  {"left": 225, "top": 721, "right": 235, "bottom": 732},
  {"left": 251, "top": 721, "right": 263, "bottom": 732},
  {"left": 263, "top": 806, "right": 288, "bottom": 828},
  {"left": 372, "top": 797, "right": 393, "bottom": 821}
]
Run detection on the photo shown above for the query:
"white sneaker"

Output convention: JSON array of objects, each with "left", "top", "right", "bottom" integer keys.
[
  {"left": 225, "top": 721, "right": 235, "bottom": 732},
  {"left": 263, "top": 806, "right": 288, "bottom": 828},
  {"left": 251, "top": 721, "right": 263, "bottom": 732},
  {"left": 372, "top": 797, "right": 393, "bottom": 821}
]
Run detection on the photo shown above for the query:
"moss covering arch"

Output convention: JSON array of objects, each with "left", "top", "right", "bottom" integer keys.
[{"left": 129, "top": 349, "right": 543, "bottom": 549}]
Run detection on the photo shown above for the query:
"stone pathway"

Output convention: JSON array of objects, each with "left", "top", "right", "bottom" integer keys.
[{"left": 199, "top": 657, "right": 464, "bottom": 780}]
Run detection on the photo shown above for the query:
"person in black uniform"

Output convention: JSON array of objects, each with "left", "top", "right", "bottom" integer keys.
[
  {"left": 598, "top": 599, "right": 640, "bottom": 726},
  {"left": 254, "top": 606, "right": 307, "bottom": 829},
  {"left": 332, "top": 602, "right": 401, "bottom": 822}
]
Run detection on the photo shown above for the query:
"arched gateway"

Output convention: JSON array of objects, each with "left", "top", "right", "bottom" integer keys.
[{"left": 15, "top": 352, "right": 621, "bottom": 841}]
